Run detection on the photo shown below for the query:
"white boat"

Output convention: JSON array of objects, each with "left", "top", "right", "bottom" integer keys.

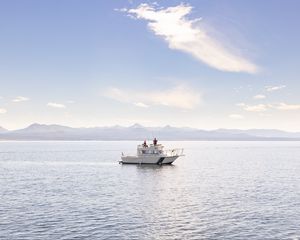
[{"left": 120, "top": 141, "right": 184, "bottom": 165}]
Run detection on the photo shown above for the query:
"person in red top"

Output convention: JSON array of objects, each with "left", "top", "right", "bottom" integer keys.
[{"left": 153, "top": 138, "right": 158, "bottom": 145}]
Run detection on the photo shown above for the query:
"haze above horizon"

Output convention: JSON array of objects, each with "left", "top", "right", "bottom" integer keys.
[{"left": 0, "top": 0, "right": 300, "bottom": 131}]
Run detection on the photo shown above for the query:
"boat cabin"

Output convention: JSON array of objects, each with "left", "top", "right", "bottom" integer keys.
[{"left": 137, "top": 144, "right": 164, "bottom": 156}]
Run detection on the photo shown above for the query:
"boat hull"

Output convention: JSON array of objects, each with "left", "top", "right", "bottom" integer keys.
[{"left": 120, "top": 155, "right": 179, "bottom": 165}]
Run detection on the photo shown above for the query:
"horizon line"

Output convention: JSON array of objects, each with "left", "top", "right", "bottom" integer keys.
[{"left": 1, "top": 122, "right": 299, "bottom": 133}]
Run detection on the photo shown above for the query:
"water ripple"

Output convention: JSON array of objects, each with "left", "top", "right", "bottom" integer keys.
[{"left": 0, "top": 141, "right": 300, "bottom": 239}]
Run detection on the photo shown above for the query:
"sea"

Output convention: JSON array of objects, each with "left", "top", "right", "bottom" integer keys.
[{"left": 0, "top": 141, "right": 300, "bottom": 240}]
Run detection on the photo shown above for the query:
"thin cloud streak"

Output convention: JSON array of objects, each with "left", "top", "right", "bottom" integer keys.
[
  {"left": 275, "top": 103, "right": 300, "bottom": 110},
  {"left": 125, "top": 3, "right": 258, "bottom": 73},
  {"left": 229, "top": 114, "right": 244, "bottom": 119},
  {"left": 237, "top": 102, "right": 300, "bottom": 112},
  {"left": 253, "top": 94, "right": 266, "bottom": 100},
  {"left": 47, "top": 102, "right": 66, "bottom": 108},
  {"left": 12, "top": 96, "right": 29, "bottom": 102},
  {"left": 134, "top": 102, "right": 149, "bottom": 108},
  {"left": 237, "top": 103, "right": 269, "bottom": 112},
  {"left": 265, "top": 85, "right": 286, "bottom": 92},
  {"left": 103, "top": 85, "right": 201, "bottom": 109}
]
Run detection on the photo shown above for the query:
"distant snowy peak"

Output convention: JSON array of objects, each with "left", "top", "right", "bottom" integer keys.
[
  {"left": 0, "top": 126, "right": 8, "bottom": 133},
  {"left": 129, "top": 123, "right": 144, "bottom": 129},
  {"left": 16, "top": 123, "right": 75, "bottom": 133}
]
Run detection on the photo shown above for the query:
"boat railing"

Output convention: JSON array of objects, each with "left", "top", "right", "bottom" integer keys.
[
  {"left": 123, "top": 147, "right": 184, "bottom": 157},
  {"left": 122, "top": 151, "right": 136, "bottom": 157},
  {"left": 164, "top": 148, "right": 184, "bottom": 157}
]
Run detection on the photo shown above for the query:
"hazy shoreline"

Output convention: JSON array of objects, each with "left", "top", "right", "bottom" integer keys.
[{"left": 1, "top": 123, "right": 300, "bottom": 141}]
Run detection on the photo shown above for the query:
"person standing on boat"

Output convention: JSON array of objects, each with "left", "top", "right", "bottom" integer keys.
[
  {"left": 143, "top": 140, "right": 148, "bottom": 147},
  {"left": 153, "top": 138, "right": 158, "bottom": 145}
]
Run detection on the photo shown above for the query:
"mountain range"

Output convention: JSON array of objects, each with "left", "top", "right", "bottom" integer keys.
[{"left": 0, "top": 123, "right": 300, "bottom": 141}]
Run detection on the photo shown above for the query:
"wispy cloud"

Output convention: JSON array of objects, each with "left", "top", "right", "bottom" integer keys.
[
  {"left": 103, "top": 85, "right": 201, "bottom": 109},
  {"left": 12, "top": 96, "right": 29, "bottom": 102},
  {"left": 47, "top": 102, "right": 66, "bottom": 108},
  {"left": 0, "top": 108, "right": 7, "bottom": 114},
  {"left": 253, "top": 94, "right": 266, "bottom": 100},
  {"left": 229, "top": 114, "right": 244, "bottom": 119},
  {"left": 275, "top": 103, "right": 300, "bottom": 110},
  {"left": 134, "top": 102, "right": 149, "bottom": 108},
  {"left": 124, "top": 3, "right": 258, "bottom": 73},
  {"left": 265, "top": 85, "right": 286, "bottom": 92},
  {"left": 237, "top": 103, "right": 269, "bottom": 112},
  {"left": 237, "top": 101, "right": 300, "bottom": 112}
]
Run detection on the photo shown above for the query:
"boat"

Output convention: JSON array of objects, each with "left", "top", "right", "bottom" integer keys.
[{"left": 120, "top": 139, "right": 184, "bottom": 165}]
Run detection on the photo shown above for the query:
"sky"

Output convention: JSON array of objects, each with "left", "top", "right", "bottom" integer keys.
[{"left": 0, "top": 0, "right": 300, "bottom": 131}]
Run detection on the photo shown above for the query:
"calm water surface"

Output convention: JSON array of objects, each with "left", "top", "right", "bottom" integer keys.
[{"left": 0, "top": 141, "right": 300, "bottom": 239}]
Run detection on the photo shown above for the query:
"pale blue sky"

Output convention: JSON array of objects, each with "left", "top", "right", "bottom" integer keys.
[{"left": 0, "top": 0, "right": 300, "bottom": 130}]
